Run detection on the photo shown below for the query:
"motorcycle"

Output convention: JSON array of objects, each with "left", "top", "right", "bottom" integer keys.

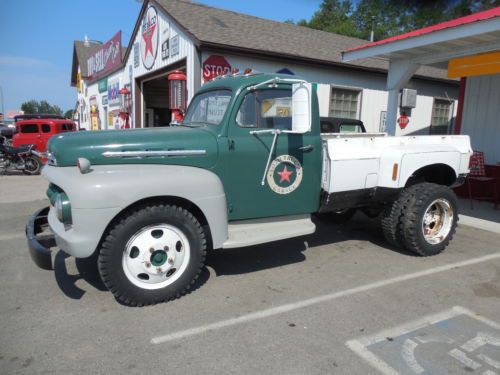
[{"left": 0, "top": 136, "right": 42, "bottom": 175}]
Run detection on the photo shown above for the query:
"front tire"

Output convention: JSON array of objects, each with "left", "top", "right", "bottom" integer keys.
[{"left": 98, "top": 204, "right": 207, "bottom": 306}]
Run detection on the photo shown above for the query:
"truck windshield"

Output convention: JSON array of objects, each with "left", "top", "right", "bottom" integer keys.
[{"left": 183, "top": 89, "right": 232, "bottom": 126}]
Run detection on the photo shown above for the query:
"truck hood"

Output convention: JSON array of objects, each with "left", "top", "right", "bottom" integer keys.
[{"left": 48, "top": 126, "right": 219, "bottom": 168}]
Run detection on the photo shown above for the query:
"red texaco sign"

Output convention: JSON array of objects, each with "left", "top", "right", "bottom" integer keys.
[{"left": 141, "top": 6, "right": 159, "bottom": 70}]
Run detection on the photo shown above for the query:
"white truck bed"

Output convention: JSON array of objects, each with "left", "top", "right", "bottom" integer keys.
[{"left": 321, "top": 133, "right": 472, "bottom": 193}]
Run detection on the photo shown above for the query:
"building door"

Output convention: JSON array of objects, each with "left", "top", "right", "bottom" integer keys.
[{"left": 223, "top": 87, "right": 323, "bottom": 221}]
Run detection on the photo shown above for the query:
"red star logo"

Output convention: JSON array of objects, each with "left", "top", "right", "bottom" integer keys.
[
  {"left": 142, "top": 18, "right": 156, "bottom": 59},
  {"left": 277, "top": 166, "right": 293, "bottom": 183}
]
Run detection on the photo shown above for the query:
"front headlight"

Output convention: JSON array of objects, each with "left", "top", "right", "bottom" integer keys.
[{"left": 54, "top": 193, "right": 72, "bottom": 224}]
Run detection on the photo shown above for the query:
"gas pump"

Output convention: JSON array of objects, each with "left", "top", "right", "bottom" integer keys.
[
  {"left": 119, "top": 87, "right": 131, "bottom": 129},
  {"left": 168, "top": 71, "right": 187, "bottom": 123}
]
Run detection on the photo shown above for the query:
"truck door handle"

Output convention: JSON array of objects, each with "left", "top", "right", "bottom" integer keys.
[{"left": 298, "top": 145, "right": 313, "bottom": 152}]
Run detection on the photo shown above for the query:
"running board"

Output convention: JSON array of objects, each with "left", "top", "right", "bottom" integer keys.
[{"left": 222, "top": 214, "right": 316, "bottom": 249}]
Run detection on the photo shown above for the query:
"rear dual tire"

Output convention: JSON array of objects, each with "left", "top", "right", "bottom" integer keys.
[{"left": 381, "top": 182, "right": 458, "bottom": 256}]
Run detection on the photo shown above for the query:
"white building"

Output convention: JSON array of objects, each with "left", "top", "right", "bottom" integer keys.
[
  {"left": 343, "top": 7, "right": 500, "bottom": 164},
  {"left": 70, "top": 0, "right": 459, "bottom": 136}
]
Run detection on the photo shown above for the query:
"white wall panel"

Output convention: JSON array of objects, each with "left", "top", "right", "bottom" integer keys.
[{"left": 461, "top": 73, "right": 500, "bottom": 164}]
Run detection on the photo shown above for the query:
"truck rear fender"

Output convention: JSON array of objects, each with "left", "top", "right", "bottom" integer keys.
[{"left": 378, "top": 149, "right": 462, "bottom": 188}]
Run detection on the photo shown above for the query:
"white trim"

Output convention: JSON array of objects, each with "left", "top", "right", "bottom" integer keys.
[
  {"left": 150, "top": 251, "right": 500, "bottom": 344},
  {"left": 342, "top": 17, "right": 500, "bottom": 62}
]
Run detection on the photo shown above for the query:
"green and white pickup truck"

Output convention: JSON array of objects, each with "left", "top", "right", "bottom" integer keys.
[{"left": 27, "top": 73, "right": 472, "bottom": 306}]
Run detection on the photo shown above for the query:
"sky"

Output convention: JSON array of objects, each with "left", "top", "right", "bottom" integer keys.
[{"left": 0, "top": 0, "right": 322, "bottom": 114}]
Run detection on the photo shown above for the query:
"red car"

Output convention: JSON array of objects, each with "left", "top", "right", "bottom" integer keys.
[{"left": 12, "top": 118, "right": 77, "bottom": 158}]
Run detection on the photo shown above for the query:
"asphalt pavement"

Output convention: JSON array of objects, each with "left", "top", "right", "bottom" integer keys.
[{"left": 1, "top": 175, "right": 500, "bottom": 375}]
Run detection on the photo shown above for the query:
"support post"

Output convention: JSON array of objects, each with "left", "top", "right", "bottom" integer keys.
[{"left": 385, "top": 60, "right": 419, "bottom": 135}]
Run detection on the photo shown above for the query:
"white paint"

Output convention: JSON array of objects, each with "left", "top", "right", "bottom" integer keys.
[
  {"left": 459, "top": 214, "right": 500, "bottom": 234},
  {"left": 347, "top": 306, "right": 500, "bottom": 375},
  {"left": 402, "top": 339, "right": 425, "bottom": 374},
  {"left": 151, "top": 252, "right": 500, "bottom": 345},
  {"left": 461, "top": 73, "right": 500, "bottom": 164},
  {"left": 342, "top": 17, "right": 500, "bottom": 62},
  {"left": 448, "top": 348, "right": 482, "bottom": 370},
  {"left": 478, "top": 353, "right": 500, "bottom": 370},
  {"left": 321, "top": 134, "right": 471, "bottom": 192}
]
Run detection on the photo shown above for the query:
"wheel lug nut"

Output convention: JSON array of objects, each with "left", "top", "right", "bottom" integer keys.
[
  {"left": 164, "top": 246, "right": 169, "bottom": 251},
  {"left": 145, "top": 262, "right": 151, "bottom": 268},
  {"left": 156, "top": 267, "right": 162, "bottom": 273},
  {"left": 168, "top": 258, "right": 174, "bottom": 265},
  {"left": 149, "top": 248, "right": 154, "bottom": 253}
]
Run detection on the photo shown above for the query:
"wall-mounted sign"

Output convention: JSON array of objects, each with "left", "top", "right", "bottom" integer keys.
[
  {"left": 77, "top": 71, "right": 82, "bottom": 93},
  {"left": 87, "top": 31, "right": 122, "bottom": 83},
  {"left": 140, "top": 6, "right": 159, "bottom": 70},
  {"left": 277, "top": 68, "right": 295, "bottom": 75},
  {"left": 102, "top": 95, "right": 108, "bottom": 106},
  {"left": 107, "top": 78, "right": 120, "bottom": 107},
  {"left": 133, "top": 42, "right": 139, "bottom": 68},
  {"left": 170, "top": 35, "right": 179, "bottom": 57},
  {"left": 161, "top": 40, "right": 169, "bottom": 60},
  {"left": 203, "top": 55, "right": 231, "bottom": 82},
  {"left": 98, "top": 78, "right": 108, "bottom": 93},
  {"left": 379, "top": 111, "right": 387, "bottom": 132}
]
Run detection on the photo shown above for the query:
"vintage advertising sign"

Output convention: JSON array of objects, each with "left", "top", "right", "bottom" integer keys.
[
  {"left": 87, "top": 32, "right": 122, "bottom": 83},
  {"left": 161, "top": 40, "right": 169, "bottom": 60},
  {"left": 203, "top": 55, "right": 231, "bottom": 82},
  {"left": 98, "top": 78, "right": 108, "bottom": 93},
  {"left": 107, "top": 78, "right": 120, "bottom": 107},
  {"left": 266, "top": 154, "right": 303, "bottom": 195},
  {"left": 141, "top": 6, "right": 159, "bottom": 70},
  {"left": 170, "top": 35, "right": 179, "bottom": 57}
]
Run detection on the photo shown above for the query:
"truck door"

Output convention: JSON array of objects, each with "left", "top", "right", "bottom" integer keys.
[
  {"left": 39, "top": 123, "right": 53, "bottom": 152},
  {"left": 17, "top": 123, "right": 40, "bottom": 148},
  {"left": 224, "top": 87, "right": 323, "bottom": 221}
]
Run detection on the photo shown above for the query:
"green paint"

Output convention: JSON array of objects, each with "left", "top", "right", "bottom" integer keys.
[
  {"left": 98, "top": 78, "right": 108, "bottom": 93},
  {"left": 151, "top": 250, "right": 167, "bottom": 266},
  {"left": 48, "top": 126, "right": 219, "bottom": 169},
  {"left": 48, "top": 74, "right": 323, "bottom": 221}
]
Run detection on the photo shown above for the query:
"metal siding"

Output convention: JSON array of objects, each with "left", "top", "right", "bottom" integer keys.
[
  {"left": 461, "top": 73, "right": 500, "bottom": 164},
  {"left": 131, "top": 6, "right": 194, "bottom": 79}
]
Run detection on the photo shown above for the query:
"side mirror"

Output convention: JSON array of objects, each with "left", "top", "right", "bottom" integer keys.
[{"left": 291, "top": 82, "right": 312, "bottom": 134}]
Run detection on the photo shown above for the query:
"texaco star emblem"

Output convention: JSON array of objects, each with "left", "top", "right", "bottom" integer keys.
[{"left": 267, "top": 155, "right": 303, "bottom": 195}]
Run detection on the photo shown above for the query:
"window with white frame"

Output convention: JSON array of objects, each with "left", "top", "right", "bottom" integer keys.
[
  {"left": 329, "top": 87, "right": 361, "bottom": 119},
  {"left": 430, "top": 98, "right": 452, "bottom": 134}
]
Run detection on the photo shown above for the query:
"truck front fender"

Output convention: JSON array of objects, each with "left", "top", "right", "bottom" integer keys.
[{"left": 43, "top": 164, "right": 228, "bottom": 250}]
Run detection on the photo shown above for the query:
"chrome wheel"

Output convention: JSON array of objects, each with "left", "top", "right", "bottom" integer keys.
[
  {"left": 122, "top": 224, "right": 190, "bottom": 290},
  {"left": 422, "top": 198, "right": 454, "bottom": 245}
]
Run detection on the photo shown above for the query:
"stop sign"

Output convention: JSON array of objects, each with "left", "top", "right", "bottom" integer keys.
[
  {"left": 202, "top": 55, "right": 231, "bottom": 82},
  {"left": 398, "top": 114, "right": 410, "bottom": 129}
]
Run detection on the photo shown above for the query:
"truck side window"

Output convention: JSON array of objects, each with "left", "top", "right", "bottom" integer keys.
[
  {"left": 41, "top": 124, "right": 51, "bottom": 133},
  {"left": 236, "top": 93, "right": 257, "bottom": 127},
  {"left": 256, "top": 89, "right": 292, "bottom": 130},
  {"left": 21, "top": 124, "right": 39, "bottom": 133}
]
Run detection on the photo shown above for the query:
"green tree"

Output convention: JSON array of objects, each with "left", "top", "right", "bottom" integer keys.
[
  {"left": 302, "top": 0, "right": 500, "bottom": 41},
  {"left": 64, "top": 109, "right": 74, "bottom": 119},
  {"left": 20, "top": 100, "right": 63, "bottom": 116},
  {"left": 308, "top": 0, "right": 360, "bottom": 37}
]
